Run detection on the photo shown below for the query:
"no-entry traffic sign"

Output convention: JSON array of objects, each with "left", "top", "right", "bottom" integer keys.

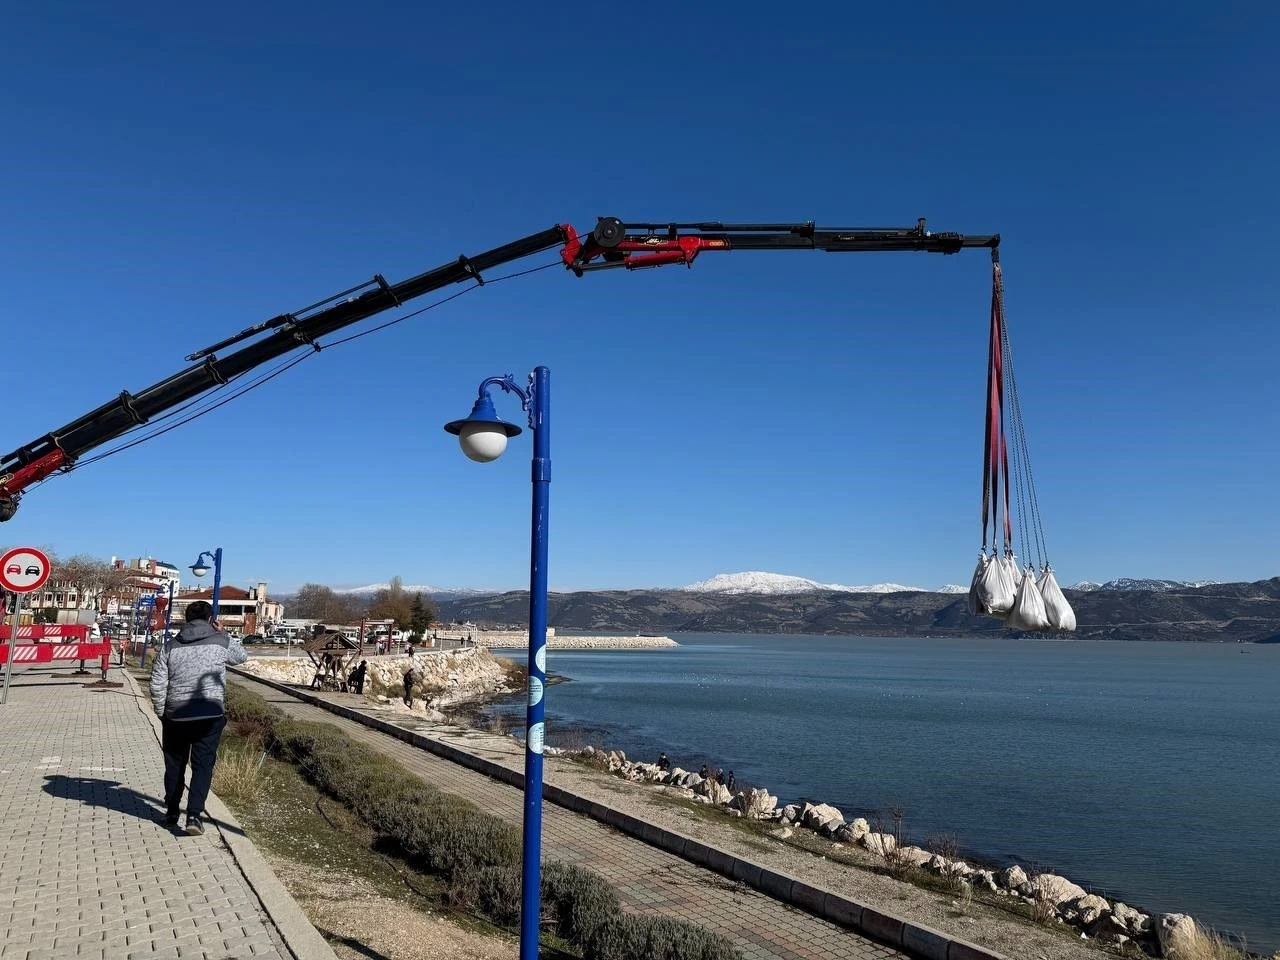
[{"left": 0, "top": 546, "right": 51, "bottom": 594}]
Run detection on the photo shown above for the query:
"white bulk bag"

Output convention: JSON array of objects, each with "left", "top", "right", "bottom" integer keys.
[
  {"left": 1007, "top": 567, "right": 1051, "bottom": 631},
  {"left": 1037, "top": 567, "right": 1077, "bottom": 632},
  {"left": 974, "top": 551, "right": 1017, "bottom": 618},
  {"left": 966, "top": 553, "right": 989, "bottom": 616}
]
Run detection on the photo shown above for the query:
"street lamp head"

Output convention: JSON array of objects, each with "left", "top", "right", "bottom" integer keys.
[
  {"left": 190, "top": 554, "right": 210, "bottom": 578},
  {"left": 444, "top": 393, "right": 523, "bottom": 463}
]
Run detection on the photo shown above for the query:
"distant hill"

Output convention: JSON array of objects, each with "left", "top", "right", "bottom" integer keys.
[
  {"left": 1068, "top": 577, "right": 1219, "bottom": 592},
  {"left": 434, "top": 577, "right": 1280, "bottom": 643}
]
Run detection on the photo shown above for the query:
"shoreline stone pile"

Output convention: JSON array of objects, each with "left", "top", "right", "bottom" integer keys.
[{"left": 565, "top": 745, "right": 1206, "bottom": 959}]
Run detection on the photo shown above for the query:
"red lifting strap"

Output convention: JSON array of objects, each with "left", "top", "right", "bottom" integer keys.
[
  {"left": 993, "top": 263, "right": 1012, "bottom": 549},
  {"left": 981, "top": 261, "right": 1012, "bottom": 552}
]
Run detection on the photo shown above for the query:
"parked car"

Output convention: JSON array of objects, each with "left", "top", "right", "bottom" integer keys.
[{"left": 241, "top": 634, "right": 264, "bottom": 644}]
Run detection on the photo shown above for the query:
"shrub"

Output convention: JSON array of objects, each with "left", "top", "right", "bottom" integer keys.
[
  {"left": 542, "top": 862, "right": 621, "bottom": 944},
  {"left": 587, "top": 914, "right": 740, "bottom": 960},
  {"left": 449, "top": 865, "right": 522, "bottom": 925},
  {"left": 225, "top": 684, "right": 284, "bottom": 741},
  {"left": 394, "top": 803, "right": 520, "bottom": 875},
  {"left": 250, "top": 692, "right": 740, "bottom": 960}
]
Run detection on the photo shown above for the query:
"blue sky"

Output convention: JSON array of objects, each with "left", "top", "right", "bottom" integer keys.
[{"left": 1, "top": 2, "right": 1276, "bottom": 593}]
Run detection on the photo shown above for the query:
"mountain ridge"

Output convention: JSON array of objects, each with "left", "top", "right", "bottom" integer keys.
[{"left": 432, "top": 576, "right": 1280, "bottom": 644}]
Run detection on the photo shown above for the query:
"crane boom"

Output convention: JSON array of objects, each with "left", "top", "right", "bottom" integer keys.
[{"left": 0, "top": 215, "right": 998, "bottom": 521}]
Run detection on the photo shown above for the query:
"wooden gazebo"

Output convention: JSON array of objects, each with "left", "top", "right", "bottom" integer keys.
[{"left": 304, "top": 630, "right": 358, "bottom": 692}]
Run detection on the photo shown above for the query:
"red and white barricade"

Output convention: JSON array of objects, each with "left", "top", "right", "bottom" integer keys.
[{"left": 0, "top": 624, "right": 111, "bottom": 668}]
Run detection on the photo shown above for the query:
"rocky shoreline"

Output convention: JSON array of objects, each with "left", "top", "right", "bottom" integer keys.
[
  {"left": 239, "top": 646, "right": 520, "bottom": 717},
  {"left": 551, "top": 747, "right": 1247, "bottom": 959}
]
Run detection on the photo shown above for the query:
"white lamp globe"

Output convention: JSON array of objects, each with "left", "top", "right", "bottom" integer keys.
[
  {"left": 459, "top": 422, "right": 510, "bottom": 462},
  {"left": 191, "top": 564, "right": 209, "bottom": 578}
]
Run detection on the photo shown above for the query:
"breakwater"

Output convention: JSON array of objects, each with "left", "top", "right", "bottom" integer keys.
[{"left": 474, "top": 629, "right": 677, "bottom": 649}]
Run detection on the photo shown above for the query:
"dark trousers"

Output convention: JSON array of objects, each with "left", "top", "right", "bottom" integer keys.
[{"left": 161, "top": 715, "right": 227, "bottom": 818}]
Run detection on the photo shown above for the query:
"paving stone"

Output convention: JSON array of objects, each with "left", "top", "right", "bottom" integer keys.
[{"left": 0, "top": 664, "right": 291, "bottom": 960}]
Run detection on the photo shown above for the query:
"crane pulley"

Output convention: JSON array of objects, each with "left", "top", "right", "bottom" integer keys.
[{"left": 0, "top": 215, "right": 999, "bottom": 522}]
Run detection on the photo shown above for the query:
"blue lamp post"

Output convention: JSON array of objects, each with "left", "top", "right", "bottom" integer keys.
[
  {"left": 445, "top": 366, "right": 550, "bottom": 960},
  {"left": 189, "top": 548, "right": 223, "bottom": 620}
]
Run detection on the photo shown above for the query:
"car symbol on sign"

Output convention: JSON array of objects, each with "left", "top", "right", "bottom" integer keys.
[
  {"left": 4, "top": 564, "right": 18, "bottom": 575},
  {"left": 24, "top": 565, "right": 41, "bottom": 575}
]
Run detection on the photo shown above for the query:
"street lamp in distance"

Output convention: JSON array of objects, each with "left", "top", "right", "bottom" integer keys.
[
  {"left": 189, "top": 547, "right": 223, "bottom": 620},
  {"left": 444, "top": 366, "right": 549, "bottom": 960}
]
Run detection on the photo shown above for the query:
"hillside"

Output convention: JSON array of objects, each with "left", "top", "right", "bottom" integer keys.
[{"left": 434, "top": 577, "right": 1280, "bottom": 643}]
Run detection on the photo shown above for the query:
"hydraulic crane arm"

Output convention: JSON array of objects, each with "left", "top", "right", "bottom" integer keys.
[
  {"left": 0, "top": 215, "right": 998, "bottom": 521},
  {"left": 560, "top": 217, "right": 999, "bottom": 274}
]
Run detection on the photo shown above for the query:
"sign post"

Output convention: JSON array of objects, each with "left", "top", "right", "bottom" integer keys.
[{"left": 0, "top": 546, "right": 52, "bottom": 705}]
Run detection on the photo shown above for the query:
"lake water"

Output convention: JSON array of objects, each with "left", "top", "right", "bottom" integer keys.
[{"left": 490, "top": 634, "right": 1280, "bottom": 952}]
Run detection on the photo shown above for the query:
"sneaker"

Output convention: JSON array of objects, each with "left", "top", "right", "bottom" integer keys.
[
  {"left": 184, "top": 814, "right": 204, "bottom": 836},
  {"left": 164, "top": 812, "right": 180, "bottom": 829}
]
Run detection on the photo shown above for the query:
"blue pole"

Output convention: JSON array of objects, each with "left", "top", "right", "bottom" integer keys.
[
  {"left": 164, "top": 579, "right": 175, "bottom": 637},
  {"left": 519, "top": 365, "right": 550, "bottom": 960},
  {"left": 211, "top": 547, "right": 223, "bottom": 621}
]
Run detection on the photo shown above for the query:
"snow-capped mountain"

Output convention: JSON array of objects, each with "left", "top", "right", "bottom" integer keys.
[
  {"left": 683, "top": 572, "right": 938, "bottom": 595},
  {"left": 1067, "top": 578, "right": 1218, "bottom": 592},
  {"left": 335, "top": 583, "right": 489, "bottom": 599}
]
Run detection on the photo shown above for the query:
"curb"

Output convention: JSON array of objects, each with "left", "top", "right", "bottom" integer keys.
[
  {"left": 233, "top": 669, "right": 1009, "bottom": 960},
  {"left": 125, "top": 670, "right": 339, "bottom": 960}
]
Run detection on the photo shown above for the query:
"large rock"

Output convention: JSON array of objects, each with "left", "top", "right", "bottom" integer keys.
[
  {"left": 861, "top": 832, "right": 897, "bottom": 857},
  {"left": 997, "top": 865, "right": 1028, "bottom": 890},
  {"left": 779, "top": 804, "right": 800, "bottom": 825},
  {"left": 800, "top": 802, "right": 844, "bottom": 832},
  {"left": 834, "top": 817, "right": 869, "bottom": 843},
  {"left": 1112, "top": 902, "right": 1153, "bottom": 936},
  {"left": 972, "top": 869, "right": 998, "bottom": 892},
  {"left": 1072, "top": 894, "right": 1110, "bottom": 928},
  {"left": 944, "top": 860, "right": 974, "bottom": 880},
  {"left": 1020, "top": 873, "right": 1087, "bottom": 906},
  {"left": 897, "top": 846, "right": 933, "bottom": 867},
  {"left": 819, "top": 818, "right": 846, "bottom": 839},
  {"left": 730, "top": 788, "right": 778, "bottom": 819},
  {"left": 1157, "top": 913, "right": 1198, "bottom": 957}
]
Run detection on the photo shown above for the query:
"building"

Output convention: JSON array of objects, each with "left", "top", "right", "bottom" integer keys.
[
  {"left": 32, "top": 555, "right": 181, "bottom": 625},
  {"left": 171, "top": 582, "right": 284, "bottom": 636},
  {"left": 116, "top": 557, "right": 182, "bottom": 596}
]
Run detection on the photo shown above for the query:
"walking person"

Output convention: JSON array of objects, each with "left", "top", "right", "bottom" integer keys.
[
  {"left": 403, "top": 666, "right": 418, "bottom": 707},
  {"left": 149, "top": 601, "right": 247, "bottom": 836},
  {"left": 353, "top": 659, "right": 368, "bottom": 695}
]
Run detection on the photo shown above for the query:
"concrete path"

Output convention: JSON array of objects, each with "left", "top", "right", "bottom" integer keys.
[
  {"left": 0, "top": 662, "right": 332, "bottom": 960},
  {"left": 236, "top": 673, "right": 909, "bottom": 960}
]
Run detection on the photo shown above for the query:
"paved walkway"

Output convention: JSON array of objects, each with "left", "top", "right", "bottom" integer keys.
[
  {"left": 0, "top": 663, "right": 317, "bottom": 960},
  {"left": 237, "top": 674, "right": 909, "bottom": 960}
]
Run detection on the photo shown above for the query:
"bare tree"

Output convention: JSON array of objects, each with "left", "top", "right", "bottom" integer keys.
[
  {"left": 370, "top": 575, "right": 413, "bottom": 630},
  {"left": 294, "top": 583, "right": 363, "bottom": 624},
  {"left": 56, "top": 555, "right": 113, "bottom": 611}
]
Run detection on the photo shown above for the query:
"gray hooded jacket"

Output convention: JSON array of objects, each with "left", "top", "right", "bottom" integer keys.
[{"left": 150, "top": 620, "right": 248, "bottom": 721}]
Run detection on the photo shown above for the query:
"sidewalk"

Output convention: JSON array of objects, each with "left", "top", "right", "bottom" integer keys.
[{"left": 0, "top": 662, "right": 334, "bottom": 960}]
